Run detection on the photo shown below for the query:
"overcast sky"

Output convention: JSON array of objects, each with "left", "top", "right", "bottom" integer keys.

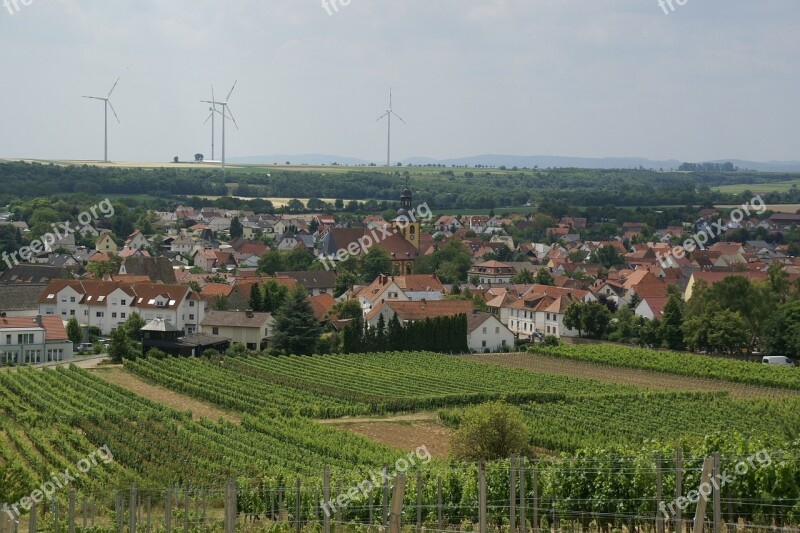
[{"left": 0, "top": 0, "right": 797, "bottom": 164}]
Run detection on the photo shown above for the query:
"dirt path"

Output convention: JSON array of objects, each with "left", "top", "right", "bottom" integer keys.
[
  {"left": 90, "top": 366, "right": 241, "bottom": 423},
  {"left": 467, "top": 353, "right": 800, "bottom": 400}
]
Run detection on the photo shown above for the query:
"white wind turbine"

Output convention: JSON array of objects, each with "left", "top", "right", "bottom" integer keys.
[
  {"left": 82, "top": 78, "right": 121, "bottom": 163},
  {"left": 376, "top": 88, "right": 406, "bottom": 167},
  {"left": 202, "top": 81, "right": 238, "bottom": 172}
]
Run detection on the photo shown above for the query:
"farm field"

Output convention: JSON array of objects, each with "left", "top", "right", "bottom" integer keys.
[
  {"left": 470, "top": 352, "right": 800, "bottom": 400},
  {"left": 528, "top": 344, "right": 800, "bottom": 390},
  {"left": 713, "top": 180, "right": 800, "bottom": 194},
  {"left": 1, "top": 348, "right": 799, "bottom": 531}
]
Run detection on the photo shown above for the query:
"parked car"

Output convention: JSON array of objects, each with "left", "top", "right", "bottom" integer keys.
[
  {"left": 77, "top": 343, "right": 94, "bottom": 353},
  {"left": 761, "top": 356, "right": 795, "bottom": 367}
]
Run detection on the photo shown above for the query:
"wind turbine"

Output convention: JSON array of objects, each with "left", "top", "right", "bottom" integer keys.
[
  {"left": 82, "top": 78, "right": 120, "bottom": 163},
  {"left": 202, "top": 84, "right": 217, "bottom": 161},
  {"left": 376, "top": 87, "right": 406, "bottom": 167},
  {"left": 202, "top": 81, "right": 238, "bottom": 172}
]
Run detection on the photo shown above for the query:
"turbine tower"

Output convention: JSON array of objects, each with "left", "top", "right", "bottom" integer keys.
[
  {"left": 202, "top": 84, "right": 217, "bottom": 160},
  {"left": 376, "top": 87, "right": 406, "bottom": 167},
  {"left": 202, "top": 81, "right": 238, "bottom": 172},
  {"left": 82, "top": 78, "right": 120, "bottom": 163}
]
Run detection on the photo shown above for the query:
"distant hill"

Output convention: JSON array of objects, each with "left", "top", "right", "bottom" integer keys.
[{"left": 231, "top": 153, "right": 800, "bottom": 172}]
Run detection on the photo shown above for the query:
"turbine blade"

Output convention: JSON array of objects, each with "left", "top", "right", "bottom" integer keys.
[
  {"left": 203, "top": 112, "right": 213, "bottom": 125},
  {"left": 376, "top": 111, "right": 389, "bottom": 122},
  {"left": 107, "top": 100, "right": 120, "bottom": 124},
  {"left": 391, "top": 111, "right": 407, "bottom": 124},
  {"left": 226, "top": 80, "right": 238, "bottom": 102},
  {"left": 225, "top": 105, "right": 239, "bottom": 129},
  {"left": 83, "top": 96, "right": 105, "bottom": 101},
  {"left": 211, "top": 83, "right": 216, "bottom": 103},
  {"left": 107, "top": 77, "right": 120, "bottom": 98}
]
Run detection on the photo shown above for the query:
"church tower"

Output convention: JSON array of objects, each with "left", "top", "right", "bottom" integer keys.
[{"left": 391, "top": 184, "right": 420, "bottom": 250}]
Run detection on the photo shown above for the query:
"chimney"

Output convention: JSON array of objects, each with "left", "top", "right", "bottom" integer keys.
[{"left": 246, "top": 310, "right": 254, "bottom": 318}]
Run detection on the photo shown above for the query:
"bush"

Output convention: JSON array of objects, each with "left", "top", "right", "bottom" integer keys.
[
  {"left": 449, "top": 401, "right": 530, "bottom": 461},
  {"left": 542, "top": 335, "right": 560, "bottom": 346}
]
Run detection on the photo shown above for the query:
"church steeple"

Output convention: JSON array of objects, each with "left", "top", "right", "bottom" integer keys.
[{"left": 392, "top": 180, "right": 420, "bottom": 251}]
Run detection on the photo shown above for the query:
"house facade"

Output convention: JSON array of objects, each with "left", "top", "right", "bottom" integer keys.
[{"left": 0, "top": 315, "right": 73, "bottom": 365}]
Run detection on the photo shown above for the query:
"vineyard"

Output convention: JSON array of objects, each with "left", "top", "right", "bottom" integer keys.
[
  {"left": 529, "top": 344, "right": 800, "bottom": 390},
  {"left": 1, "top": 349, "right": 800, "bottom": 532}
]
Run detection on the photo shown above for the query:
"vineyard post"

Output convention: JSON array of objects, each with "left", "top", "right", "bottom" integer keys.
[
  {"left": 295, "top": 477, "right": 301, "bottom": 533},
  {"left": 116, "top": 491, "right": 123, "bottom": 533},
  {"left": 129, "top": 484, "right": 137, "bottom": 533},
  {"left": 147, "top": 495, "right": 152, "bottom": 533},
  {"left": 692, "top": 457, "right": 715, "bottom": 533},
  {"left": 675, "top": 448, "right": 682, "bottom": 533},
  {"left": 68, "top": 488, "right": 76, "bottom": 533},
  {"left": 657, "top": 454, "right": 664, "bottom": 533},
  {"left": 510, "top": 455, "right": 517, "bottom": 533},
  {"left": 183, "top": 489, "right": 189, "bottom": 533},
  {"left": 165, "top": 487, "right": 172, "bottom": 533},
  {"left": 519, "top": 457, "right": 527, "bottom": 533},
  {"left": 532, "top": 466, "right": 539, "bottom": 533},
  {"left": 382, "top": 464, "right": 389, "bottom": 528},
  {"left": 368, "top": 487, "right": 374, "bottom": 525},
  {"left": 726, "top": 483, "right": 733, "bottom": 533},
  {"left": 0, "top": 507, "right": 6, "bottom": 533},
  {"left": 53, "top": 496, "right": 59, "bottom": 533},
  {"left": 388, "top": 475, "right": 406, "bottom": 533},
  {"left": 279, "top": 486, "right": 285, "bottom": 522},
  {"left": 712, "top": 454, "right": 721, "bottom": 533},
  {"left": 478, "top": 460, "right": 487, "bottom": 533},
  {"left": 437, "top": 476, "right": 443, "bottom": 529},
  {"left": 30, "top": 500, "right": 36, "bottom": 533},
  {"left": 335, "top": 481, "right": 342, "bottom": 532},
  {"left": 323, "top": 465, "right": 330, "bottom": 533},
  {"left": 82, "top": 496, "right": 87, "bottom": 530},
  {"left": 271, "top": 486, "right": 275, "bottom": 521},
  {"left": 416, "top": 472, "right": 422, "bottom": 533},
  {"left": 91, "top": 499, "right": 95, "bottom": 528}
]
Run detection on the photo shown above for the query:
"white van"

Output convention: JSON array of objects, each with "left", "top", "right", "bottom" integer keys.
[{"left": 762, "top": 356, "right": 795, "bottom": 367}]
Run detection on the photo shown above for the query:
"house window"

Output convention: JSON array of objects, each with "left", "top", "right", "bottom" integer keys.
[
  {"left": 501, "top": 340, "right": 507, "bottom": 347},
  {"left": 121, "top": 313, "right": 126, "bottom": 319},
  {"left": 212, "top": 327, "right": 219, "bottom": 335},
  {"left": 70, "top": 297, "right": 76, "bottom": 303},
  {"left": 5, "top": 335, "right": 10, "bottom": 345},
  {"left": 112, "top": 312, "right": 117, "bottom": 319},
  {"left": 482, "top": 327, "right": 487, "bottom": 334},
  {"left": 189, "top": 314, "right": 195, "bottom": 320},
  {"left": 495, "top": 327, "right": 500, "bottom": 334},
  {"left": 121, "top": 299, "right": 127, "bottom": 305},
  {"left": 189, "top": 301, "right": 195, "bottom": 307},
  {"left": 17, "top": 334, "right": 34, "bottom": 344},
  {"left": 481, "top": 340, "right": 487, "bottom": 347},
  {"left": 96, "top": 312, "right": 104, "bottom": 318}
]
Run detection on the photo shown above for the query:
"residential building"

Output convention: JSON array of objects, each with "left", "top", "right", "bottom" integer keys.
[
  {"left": 38, "top": 280, "right": 203, "bottom": 335},
  {"left": 0, "top": 315, "right": 73, "bottom": 365},
  {"left": 467, "top": 311, "right": 514, "bottom": 352},
  {"left": 199, "top": 310, "right": 272, "bottom": 350}
]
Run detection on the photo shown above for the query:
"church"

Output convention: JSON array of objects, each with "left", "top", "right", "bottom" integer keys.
[{"left": 319, "top": 187, "right": 421, "bottom": 275}]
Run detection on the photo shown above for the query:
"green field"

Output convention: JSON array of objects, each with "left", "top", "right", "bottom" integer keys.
[{"left": 713, "top": 180, "right": 800, "bottom": 194}]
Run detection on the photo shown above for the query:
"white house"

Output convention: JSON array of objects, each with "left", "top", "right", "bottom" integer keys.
[
  {"left": 0, "top": 315, "right": 73, "bottom": 365},
  {"left": 467, "top": 311, "right": 514, "bottom": 352},
  {"left": 38, "top": 280, "right": 203, "bottom": 335}
]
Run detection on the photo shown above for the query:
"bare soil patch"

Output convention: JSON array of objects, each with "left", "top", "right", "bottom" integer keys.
[{"left": 90, "top": 366, "right": 240, "bottom": 423}]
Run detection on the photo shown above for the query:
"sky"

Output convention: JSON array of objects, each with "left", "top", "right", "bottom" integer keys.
[{"left": 0, "top": 0, "right": 798, "bottom": 164}]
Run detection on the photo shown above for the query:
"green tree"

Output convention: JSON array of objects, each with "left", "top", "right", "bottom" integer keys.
[
  {"left": 108, "top": 327, "right": 136, "bottom": 363},
  {"left": 563, "top": 301, "right": 585, "bottom": 337},
  {"left": 123, "top": 312, "right": 147, "bottom": 343},
  {"left": 333, "top": 269, "right": 360, "bottom": 298},
  {"left": 511, "top": 269, "right": 535, "bottom": 284},
  {"left": 249, "top": 283, "right": 264, "bottom": 312},
  {"left": 660, "top": 294, "right": 685, "bottom": 350},
  {"left": 591, "top": 245, "right": 624, "bottom": 269},
  {"left": 66, "top": 316, "right": 82, "bottom": 345},
  {"left": 263, "top": 279, "right": 289, "bottom": 312},
  {"left": 272, "top": 285, "right": 323, "bottom": 355},
  {"left": 230, "top": 217, "right": 243, "bottom": 239},
  {"left": 534, "top": 268, "right": 555, "bottom": 286},
  {"left": 212, "top": 295, "right": 229, "bottom": 311},
  {"left": 257, "top": 251, "right": 286, "bottom": 275},
  {"left": 328, "top": 299, "right": 362, "bottom": 320},
  {"left": 449, "top": 402, "right": 529, "bottom": 461},
  {"left": 360, "top": 246, "right": 392, "bottom": 282}
]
